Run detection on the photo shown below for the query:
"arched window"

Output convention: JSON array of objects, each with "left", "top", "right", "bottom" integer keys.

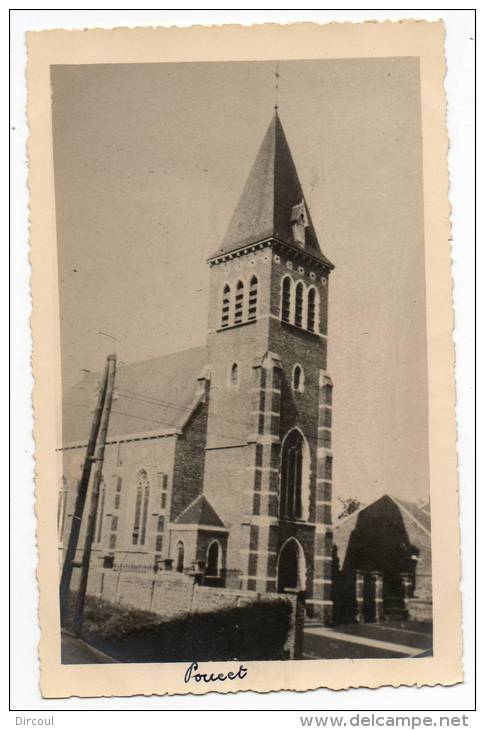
[
  {"left": 206, "top": 541, "right": 222, "bottom": 577},
  {"left": 230, "top": 362, "right": 239, "bottom": 387},
  {"left": 292, "top": 364, "right": 304, "bottom": 393},
  {"left": 176, "top": 541, "right": 185, "bottom": 573},
  {"left": 280, "top": 429, "right": 310, "bottom": 521},
  {"left": 96, "top": 479, "right": 106, "bottom": 544},
  {"left": 281, "top": 276, "right": 292, "bottom": 323},
  {"left": 132, "top": 478, "right": 142, "bottom": 545},
  {"left": 248, "top": 275, "right": 258, "bottom": 321},
  {"left": 132, "top": 470, "right": 150, "bottom": 546},
  {"left": 221, "top": 284, "right": 231, "bottom": 328},
  {"left": 234, "top": 280, "right": 244, "bottom": 324},
  {"left": 307, "top": 287, "right": 318, "bottom": 332},
  {"left": 295, "top": 282, "right": 304, "bottom": 327}
]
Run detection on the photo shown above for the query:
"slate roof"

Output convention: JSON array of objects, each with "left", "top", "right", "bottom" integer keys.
[
  {"left": 334, "top": 494, "right": 431, "bottom": 535},
  {"left": 175, "top": 494, "right": 226, "bottom": 529},
  {"left": 62, "top": 346, "right": 208, "bottom": 445},
  {"left": 393, "top": 497, "right": 431, "bottom": 534},
  {"left": 209, "top": 111, "right": 333, "bottom": 268}
]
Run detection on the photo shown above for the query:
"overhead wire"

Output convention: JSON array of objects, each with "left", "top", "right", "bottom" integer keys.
[{"left": 64, "top": 383, "right": 334, "bottom": 448}]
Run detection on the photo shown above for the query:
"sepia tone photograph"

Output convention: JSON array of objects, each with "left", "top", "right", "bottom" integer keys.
[
  {"left": 53, "top": 56, "right": 433, "bottom": 666},
  {"left": 27, "top": 19, "right": 463, "bottom": 697}
]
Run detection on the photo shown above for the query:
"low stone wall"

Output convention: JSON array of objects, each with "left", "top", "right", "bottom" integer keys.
[{"left": 82, "top": 567, "right": 304, "bottom": 658}]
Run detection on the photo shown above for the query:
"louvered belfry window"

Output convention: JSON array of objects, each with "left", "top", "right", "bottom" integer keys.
[
  {"left": 221, "top": 284, "right": 231, "bottom": 328},
  {"left": 248, "top": 275, "right": 258, "bottom": 320},
  {"left": 234, "top": 280, "right": 244, "bottom": 324},
  {"left": 307, "top": 287, "right": 316, "bottom": 332},
  {"left": 295, "top": 282, "right": 304, "bottom": 327},
  {"left": 281, "top": 277, "right": 291, "bottom": 322}
]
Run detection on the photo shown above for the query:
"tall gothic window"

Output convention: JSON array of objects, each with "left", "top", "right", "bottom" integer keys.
[
  {"left": 221, "top": 284, "right": 231, "bottom": 328},
  {"left": 294, "top": 282, "right": 304, "bottom": 327},
  {"left": 307, "top": 287, "right": 317, "bottom": 332},
  {"left": 234, "top": 280, "right": 244, "bottom": 324},
  {"left": 280, "top": 429, "right": 307, "bottom": 520},
  {"left": 132, "top": 479, "right": 142, "bottom": 545},
  {"left": 132, "top": 470, "right": 150, "bottom": 546},
  {"left": 281, "top": 276, "right": 292, "bottom": 323},
  {"left": 248, "top": 275, "right": 258, "bottom": 320}
]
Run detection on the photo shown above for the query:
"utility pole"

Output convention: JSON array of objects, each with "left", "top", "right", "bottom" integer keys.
[
  {"left": 59, "top": 359, "right": 109, "bottom": 626},
  {"left": 72, "top": 353, "right": 117, "bottom": 636}
]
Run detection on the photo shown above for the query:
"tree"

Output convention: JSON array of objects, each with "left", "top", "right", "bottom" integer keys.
[{"left": 337, "top": 497, "right": 362, "bottom": 520}]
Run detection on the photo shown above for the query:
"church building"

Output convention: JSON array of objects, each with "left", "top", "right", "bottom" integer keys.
[{"left": 59, "top": 111, "right": 336, "bottom": 623}]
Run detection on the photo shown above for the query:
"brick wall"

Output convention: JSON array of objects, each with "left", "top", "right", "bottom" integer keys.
[
  {"left": 171, "top": 401, "right": 209, "bottom": 521},
  {"left": 203, "top": 446, "right": 251, "bottom": 573},
  {"left": 204, "top": 246, "right": 333, "bottom": 611}
]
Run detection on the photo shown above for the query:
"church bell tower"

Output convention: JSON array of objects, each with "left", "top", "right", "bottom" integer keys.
[{"left": 202, "top": 110, "right": 335, "bottom": 623}]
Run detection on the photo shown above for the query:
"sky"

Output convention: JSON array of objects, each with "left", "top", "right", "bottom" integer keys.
[{"left": 51, "top": 57, "right": 428, "bottom": 504}]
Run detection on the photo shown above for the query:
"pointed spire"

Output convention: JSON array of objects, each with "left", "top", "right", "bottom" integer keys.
[{"left": 209, "top": 111, "right": 333, "bottom": 267}]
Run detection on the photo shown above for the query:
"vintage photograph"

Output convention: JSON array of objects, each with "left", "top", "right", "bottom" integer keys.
[
  {"left": 27, "top": 20, "right": 462, "bottom": 696},
  {"left": 53, "top": 57, "right": 433, "bottom": 665}
]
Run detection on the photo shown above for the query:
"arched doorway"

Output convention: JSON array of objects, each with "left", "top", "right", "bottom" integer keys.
[
  {"left": 206, "top": 540, "right": 221, "bottom": 577},
  {"left": 277, "top": 538, "right": 306, "bottom": 593}
]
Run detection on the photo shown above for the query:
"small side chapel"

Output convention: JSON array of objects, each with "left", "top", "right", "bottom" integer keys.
[{"left": 60, "top": 110, "right": 336, "bottom": 622}]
